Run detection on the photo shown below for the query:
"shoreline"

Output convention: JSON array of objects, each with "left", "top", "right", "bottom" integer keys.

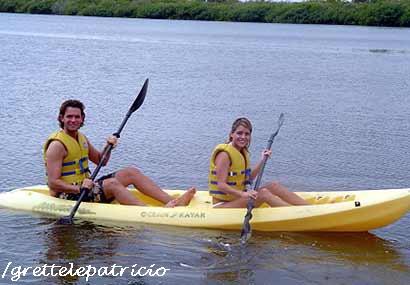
[{"left": 1, "top": 0, "right": 409, "bottom": 28}]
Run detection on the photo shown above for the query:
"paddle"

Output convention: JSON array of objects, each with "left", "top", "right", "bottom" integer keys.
[
  {"left": 58, "top": 78, "right": 149, "bottom": 225},
  {"left": 240, "top": 113, "right": 285, "bottom": 243}
]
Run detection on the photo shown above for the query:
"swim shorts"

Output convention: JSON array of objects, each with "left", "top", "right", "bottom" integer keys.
[{"left": 57, "top": 172, "right": 116, "bottom": 203}]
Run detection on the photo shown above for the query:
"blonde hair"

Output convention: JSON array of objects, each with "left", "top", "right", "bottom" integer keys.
[{"left": 226, "top": 117, "right": 253, "bottom": 150}]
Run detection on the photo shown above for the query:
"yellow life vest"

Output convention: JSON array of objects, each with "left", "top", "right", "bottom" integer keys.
[
  {"left": 208, "top": 143, "right": 252, "bottom": 201},
  {"left": 43, "top": 130, "right": 90, "bottom": 185}
]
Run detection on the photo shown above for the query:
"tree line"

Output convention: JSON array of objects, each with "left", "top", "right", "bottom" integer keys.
[{"left": 1, "top": 0, "right": 409, "bottom": 27}]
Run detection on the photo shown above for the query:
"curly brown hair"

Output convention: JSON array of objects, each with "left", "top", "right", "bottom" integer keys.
[{"left": 58, "top": 99, "right": 85, "bottom": 129}]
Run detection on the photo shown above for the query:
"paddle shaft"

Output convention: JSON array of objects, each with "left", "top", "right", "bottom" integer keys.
[
  {"left": 61, "top": 79, "right": 149, "bottom": 223},
  {"left": 65, "top": 142, "right": 115, "bottom": 221},
  {"left": 88, "top": 109, "right": 134, "bottom": 181},
  {"left": 66, "top": 110, "right": 134, "bottom": 220},
  {"left": 240, "top": 113, "right": 284, "bottom": 242},
  {"left": 249, "top": 139, "right": 274, "bottom": 203},
  {"left": 244, "top": 132, "right": 277, "bottom": 211}
]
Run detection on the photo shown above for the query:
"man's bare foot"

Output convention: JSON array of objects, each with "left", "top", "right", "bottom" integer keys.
[
  {"left": 164, "top": 199, "right": 178, "bottom": 208},
  {"left": 164, "top": 187, "right": 196, "bottom": 207},
  {"left": 176, "top": 187, "right": 197, "bottom": 206}
]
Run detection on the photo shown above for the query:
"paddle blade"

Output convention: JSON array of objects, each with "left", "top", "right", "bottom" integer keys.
[
  {"left": 129, "top": 78, "right": 149, "bottom": 114},
  {"left": 240, "top": 211, "right": 253, "bottom": 244},
  {"left": 278, "top": 113, "right": 285, "bottom": 128},
  {"left": 57, "top": 216, "right": 74, "bottom": 225}
]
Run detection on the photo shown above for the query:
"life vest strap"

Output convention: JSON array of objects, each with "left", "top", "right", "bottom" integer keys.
[
  {"left": 79, "top": 157, "right": 88, "bottom": 174},
  {"left": 209, "top": 180, "right": 237, "bottom": 186},
  {"left": 210, "top": 170, "right": 238, "bottom": 177}
]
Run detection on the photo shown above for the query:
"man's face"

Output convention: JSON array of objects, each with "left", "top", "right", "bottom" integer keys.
[{"left": 60, "top": 107, "right": 83, "bottom": 132}]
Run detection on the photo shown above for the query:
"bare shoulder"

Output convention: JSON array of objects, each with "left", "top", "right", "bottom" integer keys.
[
  {"left": 46, "top": 140, "right": 66, "bottom": 159},
  {"left": 215, "top": 151, "right": 230, "bottom": 165}
]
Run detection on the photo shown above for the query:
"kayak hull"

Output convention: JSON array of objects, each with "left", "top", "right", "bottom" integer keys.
[{"left": 0, "top": 186, "right": 409, "bottom": 232}]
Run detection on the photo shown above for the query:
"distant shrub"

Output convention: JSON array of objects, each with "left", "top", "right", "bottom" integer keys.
[{"left": 0, "top": 0, "right": 409, "bottom": 27}]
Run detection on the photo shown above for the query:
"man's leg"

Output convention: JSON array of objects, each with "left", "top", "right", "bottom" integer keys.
[
  {"left": 101, "top": 177, "right": 145, "bottom": 206},
  {"left": 113, "top": 167, "right": 196, "bottom": 206}
]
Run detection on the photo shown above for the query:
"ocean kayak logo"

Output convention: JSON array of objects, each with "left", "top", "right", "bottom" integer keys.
[
  {"left": 140, "top": 211, "right": 206, "bottom": 219},
  {"left": 32, "top": 202, "right": 96, "bottom": 215}
]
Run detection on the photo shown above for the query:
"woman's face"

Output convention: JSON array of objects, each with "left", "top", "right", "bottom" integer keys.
[{"left": 230, "top": 125, "right": 251, "bottom": 150}]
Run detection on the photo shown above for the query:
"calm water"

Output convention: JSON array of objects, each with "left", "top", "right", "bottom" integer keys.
[{"left": 0, "top": 13, "right": 409, "bottom": 284}]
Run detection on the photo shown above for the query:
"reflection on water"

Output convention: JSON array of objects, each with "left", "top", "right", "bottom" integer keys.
[
  {"left": 42, "top": 221, "right": 120, "bottom": 284},
  {"left": 0, "top": 210, "right": 409, "bottom": 284},
  {"left": 201, "top": 232, "right": 410, "bottom": 285},
  {"left": 271, "top": 232, "right": 407, "bottom": 269}
]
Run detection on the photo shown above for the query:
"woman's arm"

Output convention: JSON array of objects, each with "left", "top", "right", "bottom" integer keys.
[
  {"left": 214, "top": 152, "right": 246, "bottom": 199},
  {"left": 250, "top": 149, "right": 272, "bottom": 180}
]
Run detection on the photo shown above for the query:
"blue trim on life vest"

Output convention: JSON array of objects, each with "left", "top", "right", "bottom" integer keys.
[
  {"left": 210, "top": 190, "right": 227, "bottom": 195},
  {"left": 62, "top": 161, "right": 76, "bottom": 167},
  {"left": 210, "top": 181, "right": 237, "bottom": 186},
  {"left": 61, "top": 171, "right": 76, "bottom": 177}
]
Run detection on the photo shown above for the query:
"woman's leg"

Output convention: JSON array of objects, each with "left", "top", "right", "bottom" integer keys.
[
  {"left": 262, "top": 181, "right": 308, "bottom": 205},
  {"left": 256, "top": 187, "right": 290, "bottom": 207},
  {"left": 213, "top": 188, "right": 289, "bottom": 208},
  {"left": 212, "top": 196, "right": 248, "bottom": 208}
]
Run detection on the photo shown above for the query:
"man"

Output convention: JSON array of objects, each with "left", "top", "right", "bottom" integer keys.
[{"left": 44, "top": 99, "right": 195, "bottom": 206}]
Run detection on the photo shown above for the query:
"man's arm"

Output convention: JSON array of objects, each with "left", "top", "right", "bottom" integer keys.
[
  {"left": 45, "top": 140, "right": 81, "bottom": 195},
  {"left": 87, "top": 139, "right": 109, "bottom": 166},
  {"left": 87, "top": 136, "right": 117, "bottom": 166}
]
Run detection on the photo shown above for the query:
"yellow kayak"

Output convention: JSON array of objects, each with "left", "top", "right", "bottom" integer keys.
[{"left": 0, "top": 186, "right": 409, "bottom": 232}]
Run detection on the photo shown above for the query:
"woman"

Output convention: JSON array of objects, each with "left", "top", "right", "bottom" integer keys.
[{"left": 209, "top": 117, "right": 308, "bottom": 208}]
